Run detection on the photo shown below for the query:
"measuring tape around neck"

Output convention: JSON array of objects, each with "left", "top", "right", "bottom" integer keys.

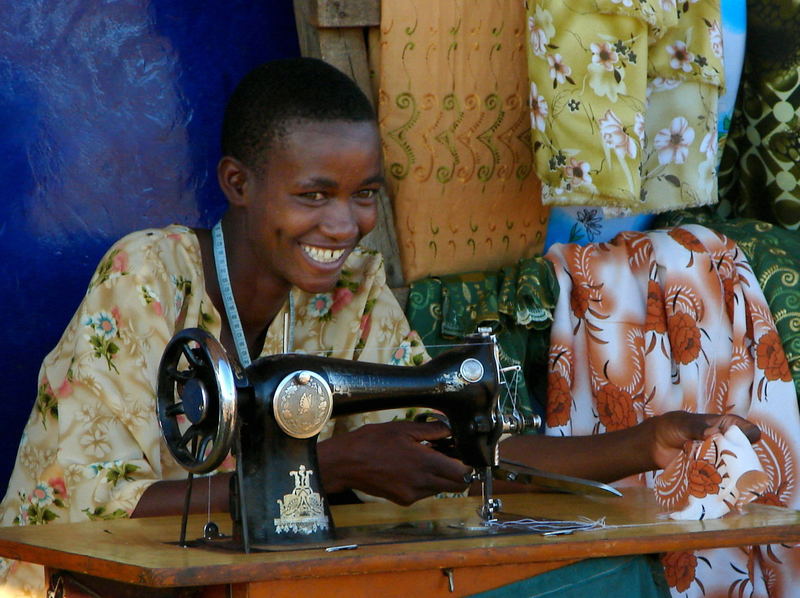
[{"left": 211, "top": 221, "right": 294, "bottom": 367}]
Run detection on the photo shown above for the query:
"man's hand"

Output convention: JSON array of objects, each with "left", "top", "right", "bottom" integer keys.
[
  {"left": 648, "top": 411, "right": 761, "bottom": 470},
  {"left": 316, "top": 420, "right": 472, "bottom": 506}
]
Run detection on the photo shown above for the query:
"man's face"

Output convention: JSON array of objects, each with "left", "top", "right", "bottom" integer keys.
[{"left": 241, "top": 119, "right": 381, "bottom": 295}]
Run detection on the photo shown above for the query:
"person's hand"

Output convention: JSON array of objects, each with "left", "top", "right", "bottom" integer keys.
[
  {"left": 648, "top": 411, "right": 761, "bottom": 470},
  {"left": 316, "top": 420, "right": 473, "bottom": 506}
]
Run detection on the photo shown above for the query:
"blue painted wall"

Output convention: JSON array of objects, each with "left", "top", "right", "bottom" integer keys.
[{"left": 0, "top": 1, "right": 300, "bottom": 491}]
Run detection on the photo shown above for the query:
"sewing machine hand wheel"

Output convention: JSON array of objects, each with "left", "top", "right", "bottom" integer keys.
[{"left": 157, "top": 328, "right": 238, "bottom": 474}]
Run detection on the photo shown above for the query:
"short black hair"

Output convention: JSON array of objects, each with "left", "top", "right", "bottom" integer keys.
[{"left": 221, "top": 57, "right": 376, "bottom": 170}]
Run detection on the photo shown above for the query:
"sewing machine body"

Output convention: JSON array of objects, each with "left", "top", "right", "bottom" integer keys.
[{"left": 158, "top": 328, "right": 524, "bottom": 551}]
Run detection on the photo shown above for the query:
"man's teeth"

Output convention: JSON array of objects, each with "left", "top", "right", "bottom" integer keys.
[{"left": 302, "top": 245, "right": 346, "bottom": 264}]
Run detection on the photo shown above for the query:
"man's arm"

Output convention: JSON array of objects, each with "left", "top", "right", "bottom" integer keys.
[
  {"left": 498, "top": 411, "right": 761, "bottom": 484},
  {"left": 132, "top": 472, "right": 232, "bottom": 518},
  {"left": 132, "top": 412, "right": 760, "bottom": 516}
]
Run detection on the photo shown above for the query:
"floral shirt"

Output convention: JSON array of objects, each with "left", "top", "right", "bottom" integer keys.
[
  {"left": 0, "top": 225, "right": 426, "bottom": 596},
  {"left": 545, "top": 225, "right": 800, "bottom": 597}
]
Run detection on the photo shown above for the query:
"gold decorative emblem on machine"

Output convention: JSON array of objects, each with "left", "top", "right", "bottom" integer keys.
[
  {"left": 273, "top": 370, "right": 333, "bottom": 439},
  {"left": 274, "top": 465, "right": 328, "bottom": 534}
]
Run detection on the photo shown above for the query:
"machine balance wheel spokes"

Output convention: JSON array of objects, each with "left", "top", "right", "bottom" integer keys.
[{"left": 157, "top": 328, "right": 238, "bottom": 474}]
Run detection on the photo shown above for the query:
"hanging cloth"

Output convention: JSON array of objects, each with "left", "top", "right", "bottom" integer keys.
[{"left": 525, "top": 0, "right": 724, "bottom": 214}]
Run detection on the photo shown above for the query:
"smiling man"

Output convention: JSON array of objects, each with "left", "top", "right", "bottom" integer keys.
[
  {"left": 0, "top": 58, "right": 760, "bottom": 597},
  {"left": 0, "top": 58, "right": 472, "bottom": 595}
]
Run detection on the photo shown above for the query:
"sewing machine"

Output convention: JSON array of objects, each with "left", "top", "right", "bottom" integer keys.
[{"left": 156, "top": 327, "right": 611, "bottom": 552}]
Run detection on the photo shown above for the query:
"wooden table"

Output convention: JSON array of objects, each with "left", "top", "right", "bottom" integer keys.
[{"left": 1, "top": 488, "right": 799, "bottom": 597}]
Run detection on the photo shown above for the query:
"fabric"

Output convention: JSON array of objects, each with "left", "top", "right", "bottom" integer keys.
[
  {"left": 545, "top": 224, "right": 800, "bottom": 597},
  {"left": 378, "top": 0, "right": 549, "bottom": 282},
  {"left": 654, "top": 212, "right": 800, "bottom": 399},
  {"left": 665, "top": 424, "right": 769, "bottom": 520},
  {"left": 543, "top": 206, "right": 655, "bottom": 250},
  {"left": 0, "top": 225, "right": 426, "bottom": 597},
  {"left": 406, "top": 257, "right": 558, "bottom": 421},
  {"left": 525, "top": 0, "right": 723, "bottom": 214},
  {"left": 717, "top": 0, "right": 800, "bottom": 230},
  {"left": 469, "top": 554, "right": 670, "bottom": 598}
]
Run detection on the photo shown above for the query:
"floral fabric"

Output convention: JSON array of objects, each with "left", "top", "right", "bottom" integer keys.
[
  {"left": 717, "top": 0, "right": 800, "bottom": 231},
  {"left": 655, "top": 212, "right": 800, "bottom": 399},
  {"left": 663, "top": 424, "right": 769, "bottom": 521},
  {"left": 545, "top": 224, "right": 800, "bottom": 597},
  {"left": 526, "top": 0, "right": 723, "bottom": 214},
  {"left": 0, "top": 225, "right": 426, "bottom": 597},
  {"left": 406, "top": 257, "right": 558, "bottom": 422}
]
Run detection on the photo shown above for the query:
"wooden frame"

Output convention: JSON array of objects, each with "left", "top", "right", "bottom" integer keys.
[{"left": 4, "top": 489, "right": 800, "bottom": 596}]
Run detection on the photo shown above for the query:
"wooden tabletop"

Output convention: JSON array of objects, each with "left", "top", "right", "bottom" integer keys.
[{"left": 0, "top": 488, "right": 798, "bottom": 589}]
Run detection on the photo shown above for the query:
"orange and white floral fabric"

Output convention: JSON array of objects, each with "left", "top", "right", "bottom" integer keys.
[
  {"left": 545, "top": 224, "right": 800, "bottom": 597},
  {"left": 665, "top": 424, "right": 769, "bottom": 521},
  {"left": 0, "top": 225, "right": 426, "bottom": 597},
  {"left": 525, "top": 0, "right": 723, "bottom": 213}
]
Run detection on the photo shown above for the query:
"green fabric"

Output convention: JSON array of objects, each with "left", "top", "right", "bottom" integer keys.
[
  {"left": 716, "top": 0, "right": 800, "bottom": 230},
  {"left": 467, "top": 555, "right": 670, "bottom": 598},
  {"left": 655, "top": 211, "right": 800, "bottom": 397},
  {"left": 406, "top": 257, "right": 558, "bottom": 421}
]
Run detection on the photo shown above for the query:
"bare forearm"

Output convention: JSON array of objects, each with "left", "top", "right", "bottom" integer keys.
[
  {"left": 500, "top": 420, "right": 656, "bottom": 483},
  {"left": 131, "top": 473, "right": 232, "bottom": 518}
]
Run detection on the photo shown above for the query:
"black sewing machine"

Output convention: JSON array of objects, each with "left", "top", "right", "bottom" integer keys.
[{"left": 156, "top": 327, "right": 615, "bottom": 552}]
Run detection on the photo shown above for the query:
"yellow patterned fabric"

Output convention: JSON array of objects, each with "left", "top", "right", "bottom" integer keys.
[
  {"left": 526, "top": 0, "right": 723, "bottom": 213},
  {"left": 379, "top": 0, "right": 549, "bottom": 282},
  {"left": 0, "top": 226, "right": 426, "bottom": 597}
]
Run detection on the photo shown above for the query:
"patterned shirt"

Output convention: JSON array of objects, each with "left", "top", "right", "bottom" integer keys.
[{"left": 0, "top": 225, "right": 426, "bottom": 596}]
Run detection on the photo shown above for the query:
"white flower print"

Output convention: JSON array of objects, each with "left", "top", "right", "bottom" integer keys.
[
  {"left": 77, "top": 403, "right": 101, "bottom": 424},
  {"left": 700, "top": 130, "right": 718, "bottom": 160},
  {"left": 660, "top": 0, "right": 676, "bottom": 9},
  {"left": 307, "top": 293, "right": 333, "bottom": 318},
  {"left": 80, "top": 424, "right": 111, "bottom": 459},
  {"left": 84, "top": 311, "right": 118, "bottom": 339},
  {"left": 529, "top": 82, "right": 548, "bottom": 132},
  {"left": 709, "top": 21, "right": 723, "bottom": 58},
  {"left": 697, "top": 157, "right": 717, "bottom": 196},
  {"left": 390, "top": 341, "right": 413, "bottom": 366},
  {"left": 564, "top": 158, "right": 593, "bottom": 188},
  {"left": 547, "top": 53, "right": 572, "bottom": 85},
  {"left": 15, "top": 497, "right": 30, "bottom": 525},
  {"left": 633, "top": 112, "right": 646, "bottom": 144},
  {"left": 18, "top": 443, "right": 40, "bottom": 474},
  {"left": 29, "top": 483, "right": 55, "bottom": 507},
  {"left": 654, "top": 117, "right": 695, "bottom": 165},
  {"left": 611, "top": 0, "right": 634, "bottom": 6},
  {"left": 599, "top": 110, "right": 637, "bottom": 159},
  {"left": 666, "top": 41, "right": 694, "bottom": 73},
  {"left": 542, "top": 183, "right": 567, "bottom": 203},
  {"left": 647, "top": 77, "right": 681, "bottom": 97},
  {"left": 528, "top": 6, "right": 555, "bottom": 57},
  {"left": 590, "top": 42, "right": 619, "bottom": 71}
]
